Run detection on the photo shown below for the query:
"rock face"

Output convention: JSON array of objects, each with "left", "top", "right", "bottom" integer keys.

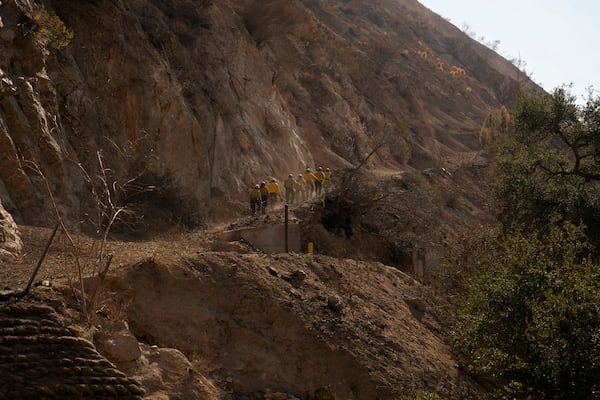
[
  {"left": 0, "top": 199, "right": 21, "bottom": 259},
  {"left": 0, "top": 0, "right": 538, "bottom": 233}
]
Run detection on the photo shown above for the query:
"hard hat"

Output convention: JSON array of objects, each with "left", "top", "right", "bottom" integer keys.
[
  {"left": 306, "top": 167, "right": 311, "bottom": 171},
  {"left": 326, "top": 167, "right": 330, "bottom": 171},
  {"left": 318, "top": 166, "right": 323, "bottom": 170},
  {"left": 261, "top": 181, "right": 266, "bottom": 185},
  {"left": 254, "top": 184, "right": 259, "bottom": 188},
  {"left": 289, "top": 174, "right": 293, "bottom": 177}
]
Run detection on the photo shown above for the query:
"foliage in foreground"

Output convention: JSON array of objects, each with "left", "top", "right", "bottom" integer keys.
[
  {"left": 451, "top": 223, "right": 600, "bottom": 399},
  {"left": 451, "top": 88, "right": 600, "bottom": 399}
]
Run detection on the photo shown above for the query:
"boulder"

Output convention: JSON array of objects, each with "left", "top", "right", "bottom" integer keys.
[{"left": 0, "top": 200, "right": 22, "bottom": 259}]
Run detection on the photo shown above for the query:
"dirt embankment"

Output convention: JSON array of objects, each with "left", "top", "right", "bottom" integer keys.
[
  {"left": 1, "top": 223, "right": 490, "bottom": 400},
  {"left": 98, "top": 252, "right": 488, "bottom": 399}
]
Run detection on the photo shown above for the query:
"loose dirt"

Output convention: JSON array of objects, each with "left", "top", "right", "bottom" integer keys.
[{"left": 0, "top": 221, "right": 489, "bottom": 399}]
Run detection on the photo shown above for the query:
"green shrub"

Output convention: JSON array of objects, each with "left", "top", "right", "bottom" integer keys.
[{"left": 451, "top": 223, "right": 600, "bottom": 399}]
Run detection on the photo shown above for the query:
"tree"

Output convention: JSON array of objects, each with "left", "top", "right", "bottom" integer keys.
[
  {"left": 492, "top": 87, "right": 600, "bottom": 244},
  {"left": 450, "top": 87, "right": 600, "bottom": 399},
  {"left": 451, "top": 223, "right": 600, "bottom": 399}
]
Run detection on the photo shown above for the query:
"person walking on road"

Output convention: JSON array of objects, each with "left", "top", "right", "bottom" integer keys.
[
  {"left": 259, "top": 181, "right": 269, "bottom": 214},
  {"left": 303, "top": 168, "right": 317, "bottom": 198},
  {"left": 314, "top": 166, "right": 326, "bottom": 196},
  {"left": 267, "top": 178, "right": 282, "bottom": 205},
  {"left": 249, "top": 184, "right": 262, "bottom": 216},
  {"left": 297, "top": 174, "right": 306, "bottom": 202},
  {"left": 284, "top": 174, "right": 296, "bottom": 204}
]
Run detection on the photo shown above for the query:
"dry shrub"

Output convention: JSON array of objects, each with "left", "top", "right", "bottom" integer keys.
[{"left": 31, "top": 7, "right": 74, "bottom": 49}]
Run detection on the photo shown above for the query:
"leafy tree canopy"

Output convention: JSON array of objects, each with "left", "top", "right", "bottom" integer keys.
[
  {"left": 450, "top": 88, "right": 600, "bottom": 399},
  {"left": 491, "top": 87, "right": 600, "bottom": 242}
]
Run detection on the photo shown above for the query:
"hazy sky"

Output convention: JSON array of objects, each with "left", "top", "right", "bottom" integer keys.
[{"left": 418, "top": 0, "right": 600, "bottom": 103}]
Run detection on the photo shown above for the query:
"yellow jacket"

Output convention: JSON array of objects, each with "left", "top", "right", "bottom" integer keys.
[
  {"left": 303, "top": 171, "right": 317, "bottom": 182},
  {"left": 259, "top": 185, "right": 269, "bottom": 198},
  {"left": 267, "top": 181, "right": 281, "bottom": 194},
  {"left": 250, "top": 188, "right": 262, "bottom": 200}
]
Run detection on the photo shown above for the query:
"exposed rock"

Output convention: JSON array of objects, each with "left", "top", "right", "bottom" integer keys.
[
  {"left": 0, "top": 199, "right": 22, "bottom": 259},
  {"left": 264, "top": 389, "right": 289, "bottom": 400},
  {"left": 290, "top": 269, "right": 307, "bottom": 281},
  {"left": 94, "top": 320, "right": 142, "bottom": 364},
  {"left": 405, "top": 297, "right": 428, "bottom": 322},
  {"left": 132, "top": 343, "right": 223, "bottom": 400},
  {"left": 0, "top": 0, "right": 538, "bottom": 234},
  {"left": 327, "top": 295, "right": 344, "bottom": 312}
]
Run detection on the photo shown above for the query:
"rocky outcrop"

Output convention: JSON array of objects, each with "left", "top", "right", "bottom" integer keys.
[
  {"left": 0, "top": 199, "right": 22, "bottom": 259},
  {"left": 0, "top": 0, "right": 538, "bottom": 234},
  {"left": 101, "top": 256, "right": 490, "bottom": 399}
]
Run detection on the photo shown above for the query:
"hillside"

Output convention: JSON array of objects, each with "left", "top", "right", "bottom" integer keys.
[
  {"left": 0, "top": 0, "right": 536, "bottom": 232},
  {"left": 0, "top": 0, "right": 540, "bottom": 398}
]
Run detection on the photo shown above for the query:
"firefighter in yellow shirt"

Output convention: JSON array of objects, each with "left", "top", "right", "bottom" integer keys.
[
  {"left": 249, "top": 184, "right": 262, "bottom": 216},
  {"left": 314, "top": 166, "right": 326, "bottom": 195},
  {"left": 259, "top": 181, "right": 269, "bottom": 214},
  {"left": 324, "top": 167, "right": 332, "bottom": 182},
  {"left": 284, "top": 174, "right": 296, "bottom": 204},
  {"left": 297, "top": 174, "right": 306, "bottom": 202},
  {"left": 267, "top": 178, "right": 282, "bottom": 204},
  {"left": 303, "top": 168, "right": 317, "bottom": 198}
]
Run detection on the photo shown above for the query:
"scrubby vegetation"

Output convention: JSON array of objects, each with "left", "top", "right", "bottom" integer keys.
[
  {"left": 451, "top": 223, "right": 600, "bottom": 399},
  {"left": 396, "top": 390, "right": 443, "bottom": 400},
  {"left": 450, "top": 88, "right": 600, "bottom": 399},
  {"left": 31, "top": 6, "right": 74, "bottom": 49}
]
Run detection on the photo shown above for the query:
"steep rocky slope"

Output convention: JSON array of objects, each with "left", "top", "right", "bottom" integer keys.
[
  {"left": 0, "top": 0, "right": 537, "bottom": 242},
  {"left": 0, "top": 2, "right": 539, "bottom": 397}
]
